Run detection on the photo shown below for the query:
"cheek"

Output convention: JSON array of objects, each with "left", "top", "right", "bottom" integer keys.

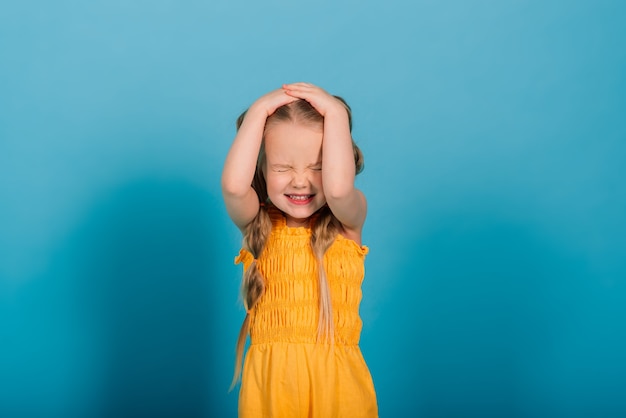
[
  {"left": 266, "top": 173, "right": 287, "bottom": 192},
  {"left": 311, "top": 172, "right": 323, "bottom": 185}
]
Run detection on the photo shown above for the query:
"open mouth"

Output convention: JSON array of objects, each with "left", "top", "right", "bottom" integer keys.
[{"left": 286, "top": 194, "right": 314, "bottom": 204}]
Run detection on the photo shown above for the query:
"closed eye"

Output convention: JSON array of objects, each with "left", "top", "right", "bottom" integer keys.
[{"left": 271, "top": 165, "right": 291, "bottom": 172}]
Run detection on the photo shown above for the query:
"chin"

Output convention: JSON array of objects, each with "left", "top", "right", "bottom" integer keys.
[
  {"left": 285, "top": 207, "right": 317, "bottom": 219},
  {"left": 278, "top": 202, "right": 323, "bottom": 220}
]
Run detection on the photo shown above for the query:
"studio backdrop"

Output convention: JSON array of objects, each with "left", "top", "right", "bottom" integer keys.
[{"left": 1, "top": 1, "right": 625, "bottom": 417}]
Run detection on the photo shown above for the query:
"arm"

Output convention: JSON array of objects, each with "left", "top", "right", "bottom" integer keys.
[
  {"left": 283, "top": 83, "right": 367, "bottom": 237},
  {"left": 221, "top": 89, "right": 296, "bottom": 230}
]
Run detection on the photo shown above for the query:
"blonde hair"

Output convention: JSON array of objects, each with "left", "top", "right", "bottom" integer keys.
[{"left": 230, "top": 98, "right": 364, "bottom": 390}]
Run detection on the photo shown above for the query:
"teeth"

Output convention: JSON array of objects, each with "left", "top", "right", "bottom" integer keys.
[{"left": 288, "top": 195, "right": 310, "bottom": 201}]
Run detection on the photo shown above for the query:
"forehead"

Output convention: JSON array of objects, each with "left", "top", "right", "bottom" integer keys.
[{"left": 264, "top": 122, "right": 323, "bottom": 162}]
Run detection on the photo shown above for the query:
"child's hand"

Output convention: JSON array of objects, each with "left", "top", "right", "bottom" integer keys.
[
  {"left": 282, "top": 83, "right": 347, "bottom": 118},
  {"left": 249, "top": 88, "right": 298, "bottom": 118}
]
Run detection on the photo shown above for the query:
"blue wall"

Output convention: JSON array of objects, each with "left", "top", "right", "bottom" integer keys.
[{"left": 1, "top": 1, "right": 625, "bottom": 417}]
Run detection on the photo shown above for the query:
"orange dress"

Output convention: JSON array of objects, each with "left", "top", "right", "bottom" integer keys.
[{"left": 235, "top": 207, "right": 378, "bottom": 418}]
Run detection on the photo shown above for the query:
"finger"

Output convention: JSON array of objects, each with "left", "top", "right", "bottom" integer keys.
[
  {"left": 283, "top": 89, "right": 319, "bottom": 103},
  {"left": 285, "top": 81, "right": 314, "bottom": 87},
  {"left": 282, "top": 86, "right": 311, "bottom": 98},
  {"left": 275, "top": 93, "right": 299, "bottom": 108},
  {"left": 263, "top": 89, "right": 299, "bottom": 114},
  {"left": 283, "top": 86, "right": 322, "bottom": 99},
  {"left": 283, "top": 82, "right": 318, "bottom": 91}
]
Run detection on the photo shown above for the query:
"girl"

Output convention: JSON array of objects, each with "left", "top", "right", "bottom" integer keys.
[{"left": 222, "top": 82, "right": 378, "bottom": 417}]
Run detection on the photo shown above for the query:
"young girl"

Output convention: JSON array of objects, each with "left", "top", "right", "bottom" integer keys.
[{"left": 222, "top": 82, "right": 378, "bottom": 417}]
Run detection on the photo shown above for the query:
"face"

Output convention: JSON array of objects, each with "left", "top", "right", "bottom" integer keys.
[{"left": 263, "top": 121, "right": 325, "bottom": 227}]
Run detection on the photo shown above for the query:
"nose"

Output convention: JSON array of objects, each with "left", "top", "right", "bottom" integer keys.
[{"left": 291, "top": 171, "right": 309, "bottom": 188}]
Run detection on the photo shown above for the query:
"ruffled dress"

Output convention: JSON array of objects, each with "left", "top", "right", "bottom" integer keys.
[{"left": 235, "top": 206, "right": 378, "bottom": 417}]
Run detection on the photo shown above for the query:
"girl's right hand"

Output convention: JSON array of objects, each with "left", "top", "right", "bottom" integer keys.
[
  {"left": 248, "top": 88, "right": 298, "bottom": 118},
  {"left": 222, "top": 86, "right": 297, "bottom": 230}
]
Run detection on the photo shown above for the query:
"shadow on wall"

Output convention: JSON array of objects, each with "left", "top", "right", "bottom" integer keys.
[
  {"left": 374, "top": 209, "right": 602, "bottom": 418},
  {"left": 73, "top": 178, "right": 228, "bottom": 418}
]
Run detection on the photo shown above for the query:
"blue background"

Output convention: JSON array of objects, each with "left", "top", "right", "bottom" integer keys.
[{"left": 1, "top": 1, "right": 625, "bottom": 417}]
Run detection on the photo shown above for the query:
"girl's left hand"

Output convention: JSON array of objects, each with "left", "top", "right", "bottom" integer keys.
[{"left": 282, "top": 82, "right": 347, "bottom": 117}]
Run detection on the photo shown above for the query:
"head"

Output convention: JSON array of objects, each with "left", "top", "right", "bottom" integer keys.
[{"left": 236, "top": 98, "right": 364, "bottom": 215}]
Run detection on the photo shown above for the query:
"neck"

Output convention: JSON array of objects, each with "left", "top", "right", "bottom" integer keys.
[{"left": 286, "top": 216, "right": 310, "bottom": 228}]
